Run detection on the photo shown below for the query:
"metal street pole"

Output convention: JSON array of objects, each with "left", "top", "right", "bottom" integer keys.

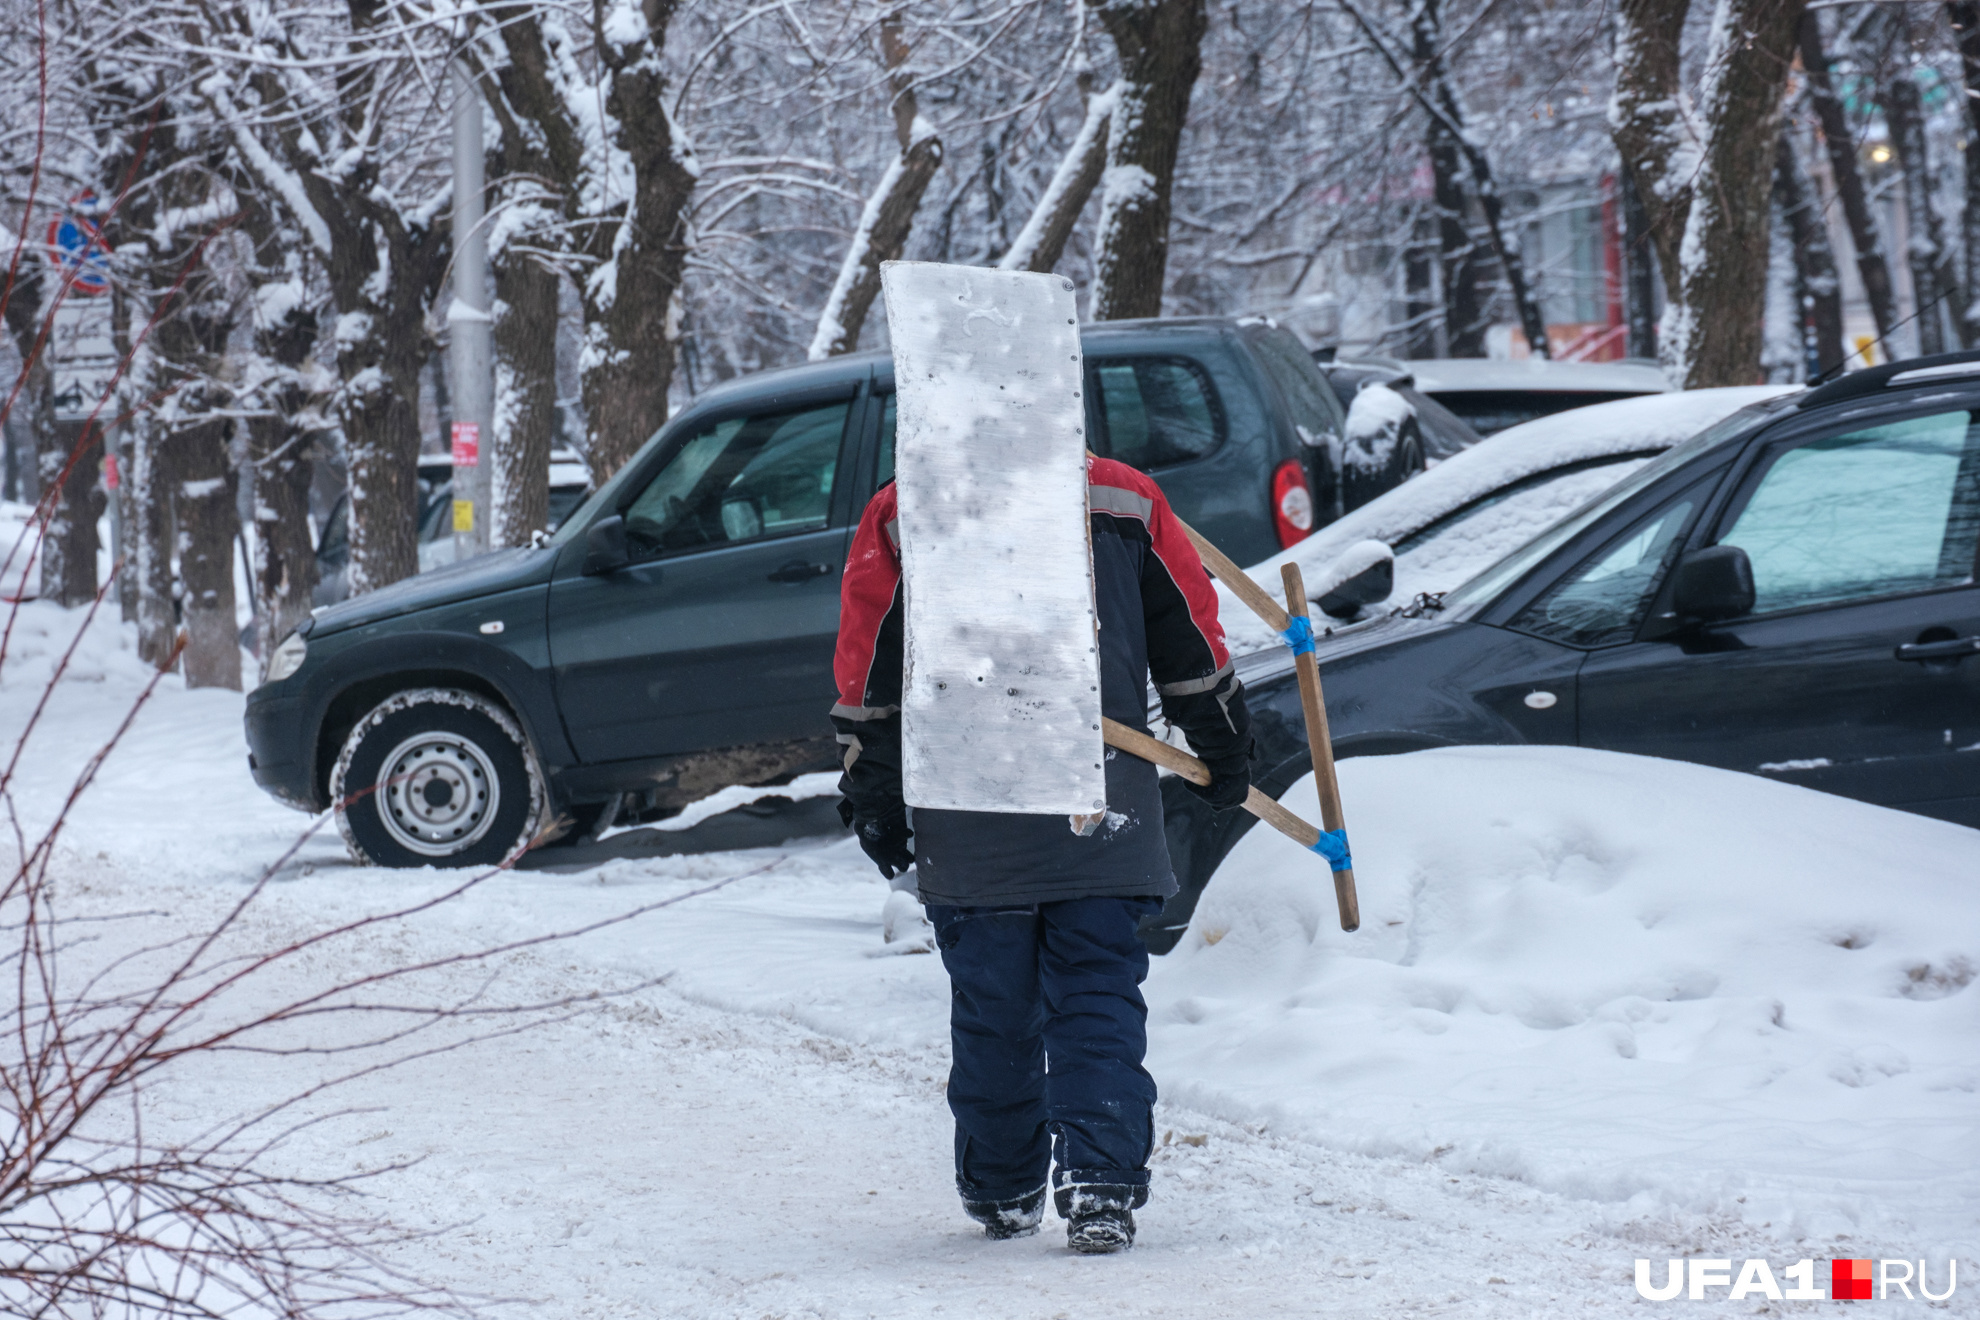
[{"left": 448, "top": 59, "right": 493, "bottom": 558}]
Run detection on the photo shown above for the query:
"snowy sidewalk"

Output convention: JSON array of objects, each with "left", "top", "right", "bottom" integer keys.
[
  {"left": 57, "top": 848, "right": 1780, "bottom": 1320},
  {"left": 4, "top": 600, "right": 1976, "bottom": 1314}
]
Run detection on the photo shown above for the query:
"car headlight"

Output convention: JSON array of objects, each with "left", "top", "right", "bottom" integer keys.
[{"left": 266, "top": 630, "right": 309, "bottom": 683}]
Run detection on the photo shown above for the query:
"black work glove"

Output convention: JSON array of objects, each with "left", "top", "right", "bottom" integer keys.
[
  {"left": 1181, "top": 749, "right": 1251, "bottom": 813},
  {"left": 853, "top": 808, "right": 915, "bottom": 879}
]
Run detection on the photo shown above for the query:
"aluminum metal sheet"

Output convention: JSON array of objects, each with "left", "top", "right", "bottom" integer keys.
[{"left": 882, "top": 261, "right": 1104, "bottom": 814}]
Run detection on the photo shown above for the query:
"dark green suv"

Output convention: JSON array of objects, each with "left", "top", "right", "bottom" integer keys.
[{"left": 244, "top": 317, "right": 1403, "bottom": 867}]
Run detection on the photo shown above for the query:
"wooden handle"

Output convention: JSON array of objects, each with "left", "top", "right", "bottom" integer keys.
[
  {"left": 1141, "top": 521, "right": 1362, "bottom": 933},
  {"left": 1101, "top": 718, "right": 1323, "bottom": 856},
  {"left": 1282, "top": 562, "right": 1360, "bottom": 932},
  {"left": 1180, "top": 521, "right": 1289, "bottom": 633}
]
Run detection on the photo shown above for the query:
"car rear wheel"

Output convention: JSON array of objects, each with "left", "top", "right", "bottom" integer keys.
[
  {"left": 1389, "top": 423, "right": 1426, "bottom": 486},
  {"left": 1344, "top": 417, "right": 1425, "bottom": 511},
  {"left": 332, "top": 688, "right": 546, "bottom": 869}
]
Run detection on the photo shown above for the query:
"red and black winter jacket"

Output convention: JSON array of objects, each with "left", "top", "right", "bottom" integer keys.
[{"left": 831, "top": 456, "right": 1251, "bottom": 906}]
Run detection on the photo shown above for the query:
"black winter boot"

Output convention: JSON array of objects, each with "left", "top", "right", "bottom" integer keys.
[
  {"left": 1056, "top": 1182, "right": 1144, "bottom": 1254},
  {"left": 1066, "top": 1205, "right": 1135, "bottom": 1254},
  {"left": 963, "top": 1185, "right": 1046, "bottom": 1240}
]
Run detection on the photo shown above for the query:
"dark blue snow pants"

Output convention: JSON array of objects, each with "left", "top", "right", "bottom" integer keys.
[{"left": 927, "top": 896, "right": 1164, "bottom": 1217}]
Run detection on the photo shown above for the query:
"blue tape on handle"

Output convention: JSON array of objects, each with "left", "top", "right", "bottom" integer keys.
[
  {"left": 1309, "top": 828, "right": 1351, "bottom": 873},
  {"left": 1280, "top": 614, "right": 1316, "bottom": 656}
]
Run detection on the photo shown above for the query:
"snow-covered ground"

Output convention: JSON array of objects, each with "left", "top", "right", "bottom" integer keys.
[{"left": 5, "top": 595, "right": 1977, "bottom": 1315}]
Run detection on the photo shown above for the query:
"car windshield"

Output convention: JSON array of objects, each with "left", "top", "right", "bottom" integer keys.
[
  {"left": 1440, "top": 405, "right": 1772, "bottom": 617},
  {"left": 1393, "top": 454, "right": 1653, "bottom": 557},
  {"left": 549, "top": 450, "right": 651, "bottom": 547},
  {"left": 1436, "top": 390, "right": 1648, "bottom": 436}
]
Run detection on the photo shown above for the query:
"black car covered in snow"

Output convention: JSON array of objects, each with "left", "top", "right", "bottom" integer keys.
[{"left": 1154, "top": 352, "right": 1980, "bottom": 945}]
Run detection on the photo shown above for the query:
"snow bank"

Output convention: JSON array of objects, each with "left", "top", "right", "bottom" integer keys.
[
  {"left": 1219, "top": 387, "right": 1795, "bottom": 651},
  {"left": 1151, "top": 745, "right": 1980, "bottom": 1241}
]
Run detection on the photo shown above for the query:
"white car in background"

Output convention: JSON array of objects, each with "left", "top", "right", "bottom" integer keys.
[
  {"left": 1216, "top": 386, "right": 1798, "bottom": 656},
  {"left": 1332, "top": 356, "right": 1672, "bottom": 438}
]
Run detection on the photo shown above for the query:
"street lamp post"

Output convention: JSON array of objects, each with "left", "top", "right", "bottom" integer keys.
[{"left": 448, "top": 59, "right": 493, "bottom": 558}]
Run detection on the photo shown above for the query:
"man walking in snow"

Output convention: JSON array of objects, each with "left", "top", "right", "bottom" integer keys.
[{"left": 830, "top": 454, "right": 1253, "bottom": 1254}]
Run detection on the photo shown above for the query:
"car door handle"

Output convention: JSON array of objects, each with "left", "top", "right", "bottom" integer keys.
[
  {"left": 1894, "top": 636, "right": 1980, "bottom": 662},
  {"left": 768, "top": 560, "right": 832, "bottom": 583}
]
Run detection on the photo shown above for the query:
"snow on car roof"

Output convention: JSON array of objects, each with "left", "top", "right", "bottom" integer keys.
[
  {"left": 1404, "top": 357, "right": 1672, "bottom": 395},
  {"left": 1217, "top": 386, "right": 1796, "bottom": 653}
]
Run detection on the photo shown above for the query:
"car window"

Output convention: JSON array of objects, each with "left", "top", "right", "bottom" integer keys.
[
  {"left": 546, "top": 484, "right": 589, "bottom": 533},
  {"left": 1441, "top": 405, "right": 1772, "bottom": 618},
  {"left": 1717, "top": 409, "right": 1980, "bottom": 614},
  {"left": 1435, "top": 390, "right": 1646, "bottom": 437},
  {"left": 621, "top": 398, "right": 849, "bottom": 557},
  {"left": 1388, "top": 460, "right": 1652, "bottom": 607},
  {"left": 1250, "top": 329, "right": 1343, "bottom": 445},
  {"left": 418, "top": 483, "right": 454, "bottom": 544},
  {"left": 877, "top": 390, "right": 897, "bottom": 486},
  {"left": 1088, "top": 357, "right": 1224, "bottom": 469},
  {"left": 316, "top": 495, "right": 348, "bottom": 568},
  {"left": 1507, "top": 486, "right": 1702, "bottom": 647},
  {"left": 1394, "top": 455, "right": 1652, "bottom": 558},
  {"left": 878, "top": 361, "right": 1225, "bottom": 482}
]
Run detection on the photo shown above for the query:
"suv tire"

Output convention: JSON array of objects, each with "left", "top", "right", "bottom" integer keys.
[
  {"left": 332, "top": 688, "right": 545, "bottom": 869},
  {"left": 1388, "top": 421, "right": 1426, "bottom": 487},
  {"left": 1343, "top": 415, "right": 1426, "bottom": 512}
]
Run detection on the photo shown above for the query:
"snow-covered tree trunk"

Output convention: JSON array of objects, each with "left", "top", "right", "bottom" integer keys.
[
  {"left": 1088, "top": 0, "right": 1208, "bottom": 321},
  {"left": 582, "top": 0, "right": 697, "bottom": 478},
  {"left": 36, "top": 419, "right": 101, "bottom": 608},
  {"left": 1411, "top": 0, "right": 1484, "bottom": 355},
  {"left": 477, "top": 0, "right": 697, "bottom": 486},
  {"left": 236, "top": 195, "right": 322, "bottom": 666},
  {"left": 336, "top": 302, "right": 433, "bottom": 596},
  {"left": 1619, "top": 168, "right": 1660, "bottom": 358},
  {"left": 1952, "top": 1, "right": 1980, "bottom": 346},
  {"left": 105, "top": 280, "right": 173, "bottom": 664},
  {"left": 203, "top": 1, "right": 453, "bottom": 596},
  {"left": 145, "top": 253, "right": 243, "bottom": 688},
  {"left": 478, "top": 54, "right": 558, "bottom": 550},
  {"left": 99, "top": 64, "right": 246, "bottom": 686},
  {"left": 172, "top": 419, "right": 240, "bottom": 690},
  {"left": 999, "top": 84, "right": 1116, "bottom": 275},
  {"left": 106, "top": 285, "right": 137, "bottom": 624},
  {"left": 491, "top": 255, "right": 557, "bottom": 546},
  {"left": 1615, "top": 0, "right": 1807, "bottom": 387},
  {"left": 1774, "top": 128, "right": 1845, "bottom": 376},
  {"left": 1879, "top": 65, "right": 1952, "bottom": 355},
  {"left": 246, "top": 413, "right": 317, "bottom": 662},
  {"left": 0, "top": 265, "right": 57, "bottom": 590},
  {"left": 1797, "top": 12, "right": 1897, "bottom": 341},
  {"left": 1609, "top": 0, "right": 1692, "bottom": 309},
  {"left": 123, "top": 421, "right": 177, "bottom": 668},
  {"left": 808, "top": 13, "right": 944, "bottom": 358}
]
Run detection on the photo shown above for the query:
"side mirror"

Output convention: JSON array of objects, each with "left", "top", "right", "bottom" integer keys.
[
  {"left": 582, "top": 514, "right": 628, "bottom": 576},
  {"left": 1317, "top": 556, "right": 1395, "bottom": 620},
  {"left": 1670, "top": 545, "right": 1754, "bottom": 622},
  {"left": 1315, "top": 540, "right": 1395, "bottom": 620}
]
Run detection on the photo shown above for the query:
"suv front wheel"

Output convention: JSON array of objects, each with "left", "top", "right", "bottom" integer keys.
[{"left": 332, "top": 688, "right": 546, "bottom": 868}]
